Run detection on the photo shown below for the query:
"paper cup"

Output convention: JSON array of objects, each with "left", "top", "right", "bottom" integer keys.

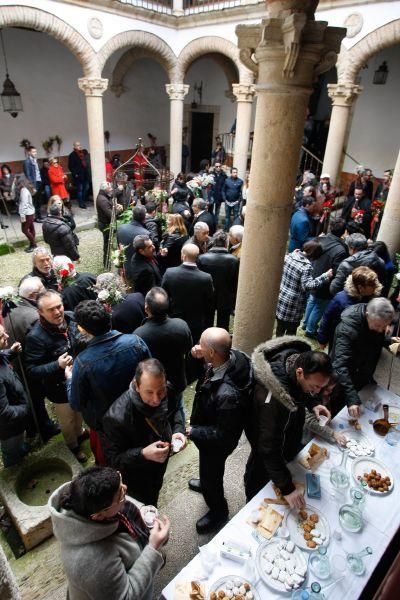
[{"left": 319, "top": 415, "right": 329, "bottom": 427}]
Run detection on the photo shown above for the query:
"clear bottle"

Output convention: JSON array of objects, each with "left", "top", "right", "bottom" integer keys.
[
  {"left": 385, "top": 424, "right": 400, "bottom": 446},
  {"left": 330, "top": 450, "right": 350, "bottom": 493},
  {"left": 291, "top": 590, "right": 310, "bottom": 600},
  {"left": 309, "top": 546, "right": 331, "bottom": 580},
  {"left": 346, "top": 546, "right": 373, "bottom": 575},
  {"left": 309, "top": 582, "right": 326, "bottom": 600},
  {"left": 339, "top": 490, "right": 364, "bottom": 532}
]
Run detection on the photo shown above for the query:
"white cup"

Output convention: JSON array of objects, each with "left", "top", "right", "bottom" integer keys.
[{"left": 319, "top": 415, "right": 329, "bottom": 427}]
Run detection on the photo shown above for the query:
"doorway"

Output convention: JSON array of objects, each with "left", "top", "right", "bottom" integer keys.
[{"left": 190, "top": 112, "right": 214, "bottom": 171}]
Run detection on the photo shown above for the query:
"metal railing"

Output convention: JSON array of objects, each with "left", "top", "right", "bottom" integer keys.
[
  {"left": 298, "top": 146, "right": 323, "bottom": 180},
  {"left": 183, "top": 0, "right": 242, "bottom": 14},
  {"left": 219, "top": 132, "right": 254, "bottom": 160},
  {"left": 116, "top": 0, "right": 173, "bottom": 14}
]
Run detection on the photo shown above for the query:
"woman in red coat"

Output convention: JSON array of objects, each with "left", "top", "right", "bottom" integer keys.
[{"left": 48, "top": 157, "right": 70, "bottom": 206}]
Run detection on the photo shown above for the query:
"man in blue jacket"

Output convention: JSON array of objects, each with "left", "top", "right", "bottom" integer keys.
[
  {"left": 67, "top": 300, "right": 150, "bottom": 464},
  {"left": 288, "top": 194, "right": 322, "bottom": 252},
  {"left": 222, "top": 167, "right": 243, "bottom": 231}
]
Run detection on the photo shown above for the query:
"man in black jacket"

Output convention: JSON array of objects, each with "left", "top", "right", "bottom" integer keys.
[
  {"left": 129, "top": 235, "right": 161, "bottom": 295},
  {"left": 210, "top": 162, "right": 227, "bottom": 224},
  {"left": 0, "top": 324, "right": 30, "bottom": 467},
  {"left": 101, "top": 359, "right": 186, "bottom": 505},
  {"left": 42, "top": 203, "right": 80, "bottom": 260},
  {"left": 68, "top": 141, "right": 89, "bottom": 209},
  {"left": 342, "top": 186, "right": 372, "bottom": 237},
  {"left": 21, "top": 247, "right": 58, "bottom": 291},
  {"left": 198, "top": 230, "right": 239, "bottom": 331},
  {"left": 303, "top": 219, "right": 348, "bottom": 338},
  {"left": 96, "top": 182, "right": 123, "bottom": 266},
  {"left": 329, "top": 233, "right": 385, "bottom": 296},
  {"left": 53, "top": 256, "right": 97, "bottom": 311},
  {"left": 145, "top": 202, "right": 162, "bottom": 250},
  {"left": 187, "top": 327, "right": 253, "bottom": 534},
  {"left": 134, "top": 287, "right": 192, "bottom": 394},
  {"left": 331, "top": 298, "right": 398, "bottom": 418},
  {"left": 162, "top": 243, "right": 214, "bottom": 344},
  {"left": 117, "top": 205, "right": 152, "bottom": 277},
  {"left": 24, "top": 290, "right": 87, "bottom": 462},
  {"left": 244, "top": 338, "right": 332, "bottom": 506},
  {"left": 190, "top": 199, "right": 215, "bottom": 236}
]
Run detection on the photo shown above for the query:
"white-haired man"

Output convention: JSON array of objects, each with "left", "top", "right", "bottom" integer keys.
[
  {"left": 228, "top": 224, "right": 244, "bottom": 260},
  {"left": 96, "top": 181, "right": 123, "bottom": 266},
  {"left": 21, "top": 246, "right": 58, "bottom": 291},
  {"left": 188, "top": 221, "right": 210, "bottom": 255}
]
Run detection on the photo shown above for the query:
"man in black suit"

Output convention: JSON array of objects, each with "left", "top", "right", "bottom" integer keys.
[
  {"left": 129, "top": 235, "right": 161, "bottom": 295},
  {"left": 190, "top": 199, "right": 215, "bottom": 236},
  {"left": 117, "top": 205, "right": 150, "bottom": 279},
  {"left": 188, "top": 222, "right": 211, "bottom": 255},
  {"left": 198, "top": 230, "right": 239, "bottom": 332},
  {"left": 162, "top": 243, "right": 214, "bottom": 344},
  {"left": 134, "top": 287, "right": 192, "bottom": 395},
  {"left": 341, "top": 186, "right": 372, "bottom": 238}
]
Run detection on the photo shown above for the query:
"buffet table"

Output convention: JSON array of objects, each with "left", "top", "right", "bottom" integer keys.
[{"left": 162, "top": 386, "right": 400, "bottom": 599}]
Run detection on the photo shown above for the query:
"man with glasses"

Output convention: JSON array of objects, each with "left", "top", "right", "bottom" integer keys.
[{"left": 49, "top": 466, "right": 170, "bottom": 600}]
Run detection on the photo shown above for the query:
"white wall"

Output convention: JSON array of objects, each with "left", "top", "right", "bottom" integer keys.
[{"left": 343, "top": 45, "right": 400, "bottom": 177}]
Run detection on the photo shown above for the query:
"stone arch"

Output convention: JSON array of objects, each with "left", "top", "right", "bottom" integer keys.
[
  {"left": 97, "top": 31, "right": 176, "bottom": 80},
  {"left": 111, "top": 46, "right": 174, "bottom": 96},
  {"left": 176, "top": 36, "right": 253, "bottom": 84},
  {"left": 338, "top": 19, "right": 400, "bottom": 83},
  {"left": 0, "top": 5, "right": 97, "bottom": 76}
]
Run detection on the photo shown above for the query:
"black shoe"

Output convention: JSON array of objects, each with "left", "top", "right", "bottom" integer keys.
[
  {"left": 34, "top": 218, "right": 44, "bottom": 223},
  {"left": 24, "top": 245, "right": 35, "bottom": 253},
  {"left": 188, "top": 478, "right": 202, "bottom": 493},
  {"left": 42, "top": 422, "right": 61, "bottom": 442},
  {"left": 79, "top": 204, "right": 87, "bottom": 209},
  {"left": 196, "top": 510, "right": 229, "bottom": 535},
  {"left": 305, "top": 331, "right": 318, "bottom": 340}
]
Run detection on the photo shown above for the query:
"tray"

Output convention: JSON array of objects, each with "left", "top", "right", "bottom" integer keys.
[
  {"left": 208, "top": 575, "right": 260, "bottom": 600},
  {"left": 256, "top": 538, "right": 307, "bottom": 594},
  {"left": 341, "top": 429, "right": 375, "bottom": 458},
  {"left": 351, "top": 457, "right": 394, "bottom": 495},
  {"left": 285, "top": 504, "right": 330, "bottom": 552}
]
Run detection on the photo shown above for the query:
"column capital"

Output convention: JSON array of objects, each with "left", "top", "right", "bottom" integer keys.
[
  {"left": 237, "top": 17, "right": 345, "bottom": 82},
  {"left": 78, "top": 77, "right": 108, "bottom": 97},
  {"left": 165, "top": 83, "right": 189, "bottom": 101},
  {"left": 232, "top": 83, "right": 255, "bottom": 102},
  {"left": 327, "top": 82, "right": 363, "bottom": 107}
]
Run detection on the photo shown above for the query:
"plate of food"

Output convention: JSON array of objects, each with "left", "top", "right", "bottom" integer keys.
[
  {"left": 256, "top": 538, "right": 307, "bottom": 594},
  {"left": 208, "top": 576, "right": 260, "bottom": 600},
  {"left": 341, "top": 430, "right": 375, "bottom": 458},
  {"left": 352, "top": 457, "right": 394, "bottom": 495},
  {"left": 285, "top": 504, "right": 330, "bottom": 551}
]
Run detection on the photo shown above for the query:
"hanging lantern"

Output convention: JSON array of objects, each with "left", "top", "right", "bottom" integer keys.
[
  {"left": 373, "top": 61, "right": 388, "bottom": 85},
  {"left": 0, "top": 31, "right": 23, "bottom": 118}
]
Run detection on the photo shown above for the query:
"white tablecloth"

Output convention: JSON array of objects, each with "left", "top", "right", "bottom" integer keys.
[{"left": 162, "top": 386, "right": 400, "bottom": 599}]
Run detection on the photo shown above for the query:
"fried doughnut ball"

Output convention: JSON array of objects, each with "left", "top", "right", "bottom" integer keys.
[
  {"left": 299, "top": 510, "right": 308, "bottom": 521},
  {"left": 244, "top": 583, "right": 251, "bottom": 591},
  {"left": 210, "top": 594, "right": 217, "bottom": 600},
  {"left": 218, "top": 591, "right": 225, "bottom": 599},
  {"left": 303, "top": 532, "right": 312, "bottom": 540},
  {"left": 310, "top": 513, "right": 319, "bottom": 523},
  {"left": 303, "top": 524, "right": 313, "bottom": 533},
  {"left": 307, "top": 540, "right": 317, "bottom": 548}
]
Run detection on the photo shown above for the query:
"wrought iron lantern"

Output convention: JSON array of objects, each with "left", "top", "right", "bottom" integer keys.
[
  {"left": 0, "top": 32, "right": 23, "bottom": 118},
  {"left": 373, "top": 61, "right": 388, "bottom": 85}
]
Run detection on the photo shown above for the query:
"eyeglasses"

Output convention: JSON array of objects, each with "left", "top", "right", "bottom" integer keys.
[{"left": 90, "top": 472, "right": 126, "bottom": 516}]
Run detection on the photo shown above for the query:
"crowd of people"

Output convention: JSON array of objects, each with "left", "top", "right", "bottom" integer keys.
[{"left": 0, "top": 149, "right": 398, "bottom": 599}]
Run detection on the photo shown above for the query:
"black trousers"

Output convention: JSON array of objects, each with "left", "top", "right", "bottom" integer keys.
[
  {"left": 125, "top": 462, "right": 168, "bottom": 507},
  {"left": 276, "top": 319, "right": 300, "bottom": 337},
  {"left": 199, "top": 449, "right": 229, "bottom": 516},
  {"left": 216, "top": 308, "right": 231, "bottom": 332},
  {"left": 244, "top": 450, "right": 270, "bottom": 502},
  {"left": 101, "top": 229, "right": 110, "bottom": 267}
]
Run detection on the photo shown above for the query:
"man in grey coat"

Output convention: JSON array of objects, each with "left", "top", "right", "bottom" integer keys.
[{"left": 49, "top": 466, "right": 169, "bottom": 600}]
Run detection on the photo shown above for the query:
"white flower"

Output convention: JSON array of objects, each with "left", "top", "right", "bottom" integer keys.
[
  {"left": 0, "top": 286, "right": 14, "bottom": 299},
  {"left": 113, "top": 259, "right": 120, "bottom": 267},
  {"left": 396, "top": 273, "right": 400, "bottom": 281},
  {"left": 97, "top": 290, "right": 110, "bottom": 301},
  {"left": 115, "top": 291, "right": 123, "bottom": 301}
]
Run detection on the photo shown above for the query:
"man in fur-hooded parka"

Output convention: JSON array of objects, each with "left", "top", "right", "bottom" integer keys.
[{"left": 244, "top": 336, "right": 332, "bottom": 505}]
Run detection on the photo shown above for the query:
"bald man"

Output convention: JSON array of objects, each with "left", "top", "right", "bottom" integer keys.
[
  {"left": 161, "top": 243, "right": 214, "bottom": 345},
  {"left": 187, "top": 327, "right": 253, "bottom": 534}
]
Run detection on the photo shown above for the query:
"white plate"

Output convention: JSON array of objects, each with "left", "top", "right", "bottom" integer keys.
[
  {"left": 351, "top": 457, "right": 394, "bottom": 495},
  {"left": 208, "top": 575, "right": 260, "bottom": 600},
  {"left": 285, "top": 504, "right": 330, "bottom": 552},
  {"left": 256, "top": 538, "right": 307, "bottom": 594},
  {"left": 341, "top": 429, "right": 375, "bottom": 458}
]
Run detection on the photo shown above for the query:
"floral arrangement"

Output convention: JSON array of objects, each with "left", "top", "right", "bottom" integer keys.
[
  {"left": 352, "top": 209, "right": 365, "bottom": 225},
  {"left": 54, "top": 261, "right": 75, "bottom": 290},
  {"left": 0, "top": 286, "right": 20, "bottom": 319},
  {"left": 111, "top": 245, "right": 126, "bottom": 269},
  {"left": 93, "top": 274, "right": 126, "bottom": 312},
  {"left": 319, "top": 198, "right": 334, "bottom": 224},
  {"left": 199, "top": 173, "right": 215, "bottom": 188},
  {"left": 370, "top": 199, "right": 385, "bottom": 236},
  {"left": 186, "top": 178, "right": 201, "bottom": 197}
]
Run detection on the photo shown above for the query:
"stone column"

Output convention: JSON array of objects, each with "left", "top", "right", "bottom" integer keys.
[
  {"left": 233, "top": 7, "right": 345, "bottom": 354},
  {"left": 232, "top": 83, "right": 255, "bottom": 179},
  {"left": 173, "top": 0, "right": 184, "bottom": 15},
  {"left": 78, "top": 77, "right": 108, "bottom": 200},
  {"left": 165, "top": 83, "right": 189, "bottom": 178},
  {"left": 377, "top": 149, "right": 400, "bottom": 256},
  {"left": 321, "top": 82, "right": 362, "bottom": 185}
]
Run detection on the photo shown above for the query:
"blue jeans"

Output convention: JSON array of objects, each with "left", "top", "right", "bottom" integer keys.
[
  {"left": 76, "top": 179, "right": 89, "bottom": 206},
  {"left": 303, "top": 295, "right": 330, "bottom": 334},
  {"left": 225, "top": 203, "right": 239, "bottom": 231},
  {"left": 0, "top": 434, "right": 28, "bottom": 468}
]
